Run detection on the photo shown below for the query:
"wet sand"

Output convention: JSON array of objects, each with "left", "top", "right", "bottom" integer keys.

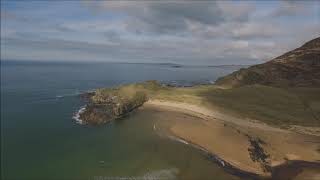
[{"left": 144, "top": 100, "right": 320, "bottom": 179}]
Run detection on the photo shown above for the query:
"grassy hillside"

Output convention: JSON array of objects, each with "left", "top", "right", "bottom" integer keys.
[
  {"left": 199, "top": 85, "right": 320, "bottom": 127},
  {"left": 215, "top": 37, "right": 320, "bottom": 88},
  {"left": 91, "top": 81, "right": 320, "bottom": 127}
]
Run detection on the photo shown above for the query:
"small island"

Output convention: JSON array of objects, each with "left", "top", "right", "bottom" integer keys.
[{"left": 77, "top": 37, "right": 320, "bottom": 179}]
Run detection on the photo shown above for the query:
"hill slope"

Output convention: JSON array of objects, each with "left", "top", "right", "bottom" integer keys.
[{"left": 215, "top": 37, "right": 320, "bottom": 87}]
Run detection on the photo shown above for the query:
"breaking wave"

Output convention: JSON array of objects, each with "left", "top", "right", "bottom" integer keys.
[{"left": 72, "top": 105, "right": 86, "bottom": 124}]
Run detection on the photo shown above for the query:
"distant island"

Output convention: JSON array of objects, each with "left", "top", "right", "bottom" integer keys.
[{"left": 76, "top": 37, "right": 320, "bottom": 179}]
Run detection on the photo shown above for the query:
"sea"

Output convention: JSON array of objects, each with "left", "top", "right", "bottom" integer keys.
[{"left": 1, "top": 60, "right": 245, "bottom": 180}]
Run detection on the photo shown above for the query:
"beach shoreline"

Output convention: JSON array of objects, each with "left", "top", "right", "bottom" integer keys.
[
  {"left": 147, "top": 99, "right": 320, "bottom": 136},
  {"left": 144, "top": 100, "right": 320, "bottom": 178}
]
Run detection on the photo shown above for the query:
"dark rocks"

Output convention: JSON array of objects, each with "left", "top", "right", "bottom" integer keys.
[
  {"left": 79, "top": 91, "right": 95, "bottom": 101},
  {"left": 79, "top": 89, "right": 148, "bottom": 125},
  {"left": 247, "top": 136, "right": 271, "bottom": 172},
  {"left": 79, "top": 104, "right": 114, "bottom": 125}
]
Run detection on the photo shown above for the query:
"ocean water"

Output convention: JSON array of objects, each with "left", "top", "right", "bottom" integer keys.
[{"left": 1, "top": 60, "right": 244, "bottom": 180}]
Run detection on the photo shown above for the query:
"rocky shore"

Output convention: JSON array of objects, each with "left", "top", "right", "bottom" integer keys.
[
  {"left": 77, "top": 81, "right": 161, "bottom": 125},
  {"left": 79, "top": 91, "right": 147, "bottom": 125}
]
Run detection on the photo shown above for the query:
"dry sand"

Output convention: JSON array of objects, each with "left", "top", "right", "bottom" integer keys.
[{"left": 145, "top": 100, "right": 320, "bottom": 177}]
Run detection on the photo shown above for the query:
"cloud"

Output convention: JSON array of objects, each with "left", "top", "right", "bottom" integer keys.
[
  {"left": 1, "top": 1, "right": 320, "bottom": 65},
  {"left": 217, "top": 1, "right": 255, "bottom": 22},
  {"left": 270, "top": 0, "right": 314, "bottom": 17},
  {"left": 1, "top": 34, "right": 278, "bottom": 65},
  {"left": 1, "top": 10, "right": 15, "bottom": 20},
  {"left": 231, "top": 40, "right": 249, "bottom": 49},
  {"left": 231, "top": 22, "right": 282, "bottom": 39},
  {"left": 125, "top": 1, "right": 224, "bottom": 34},
  {"left": 85, "top": 1, "right": 254, "bottom": 35}
]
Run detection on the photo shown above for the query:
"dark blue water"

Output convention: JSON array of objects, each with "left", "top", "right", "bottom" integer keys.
[{"left": 1, "top": 60, "right": 243, "bottom": 180}]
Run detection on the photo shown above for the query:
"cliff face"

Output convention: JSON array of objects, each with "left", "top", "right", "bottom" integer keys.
[
  {"left": 80, "top": 92, "right": 147, "bottom": 125},
  {"left": 79, "top": 81, "right": 161, "bottom": 125},
  {"left": 215, "top": 37, "right": 320, "bottom": 88}
]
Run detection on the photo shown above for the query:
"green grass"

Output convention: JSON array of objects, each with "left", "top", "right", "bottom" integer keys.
[
  {"left": 197, "top": 85, "right": 320, "bottom": 127},
  {"left": 93, "top": 81, "right": 320, "bottom": 127},
  {"left": 92, "top": 80, "right": 165, "bottom": 103}
]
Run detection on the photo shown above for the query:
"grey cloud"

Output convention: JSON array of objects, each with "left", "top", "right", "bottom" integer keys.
[
  {"left": 54, "top": 24, "right": 76, "bottom": 33},
  {"left": 184, "top": 20, "right": 282, "bottom": 41},
  {"left": 3, "top": 1, "right": 319, "bottom": 65},
  {"left": 103, "top": 30, "right": 121, "bottom": 42},
  {"left": 1, "top": 10, "right": 15, "bottom": 20},
  {"left": 126, "top": 1, "right": 224, "bottom": 34},
  {"left": 231, "top": 22, "right": 282, "bottom": 39},
  {"left": 1, "top": 35, "right": 280, "bottom": 65},
  {"left": 270, "top": 0, "right": 314, "bottom": 17},
  {"left": 66, "top": 1, "right": 318, "bottom": 41},
  {"left": 87, "top": 1, "right": 252, "bottom": 35},
  {"left": 148, "top": 2, "right": 224, "bottom": 25},
  {"left": 217, "top": 1, "right": 255, "bottom": 22}
]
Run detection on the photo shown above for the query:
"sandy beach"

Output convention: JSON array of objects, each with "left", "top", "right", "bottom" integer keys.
[{"left": 145, "top": 100, "right": 320, "bottom": 177}]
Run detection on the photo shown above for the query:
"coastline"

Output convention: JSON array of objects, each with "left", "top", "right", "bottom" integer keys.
[
  {"left": 73, "top": 89, "right": 320, "bottom": 179},
  {"left": 165, "top": 132, "right": 262, "bottom": 179},
  {"left": 147, "top": 99, "right": 320, "bottom": 136},
  {"left": 145, "top": 100, "right": 320, "bottom": 178}
]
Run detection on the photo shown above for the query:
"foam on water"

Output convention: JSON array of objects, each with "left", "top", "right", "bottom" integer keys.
[
  {"left": 167, "top": 135, "right": 189, "bottom": 145},
  {"left": 143, "top": 168, "right": 179, "bottom": 180},
  {"left": 55, "top": 92, "right": 81, "bottom": 98},
  {"left": 72, "top": 105, "right": 86, "bottom": 124}
]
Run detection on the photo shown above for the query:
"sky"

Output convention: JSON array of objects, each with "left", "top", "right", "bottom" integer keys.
[{"left": 1, "top": 0, "right": 319, "bottom": 65}]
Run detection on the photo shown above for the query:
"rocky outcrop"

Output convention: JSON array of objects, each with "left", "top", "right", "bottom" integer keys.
[
  {"left": 215, "top": 37, "right": 320, "bottom": 88},
  {"left": 80, "top": 91, "right": 147, "bottom": 125},
  {"left": 78, "top": 81, "right": 161, "bottom": 125}
]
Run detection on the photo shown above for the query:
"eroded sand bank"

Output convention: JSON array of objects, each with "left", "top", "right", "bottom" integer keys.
[{"left": 144, "top": 100, "right": 320, "bottom": 177}]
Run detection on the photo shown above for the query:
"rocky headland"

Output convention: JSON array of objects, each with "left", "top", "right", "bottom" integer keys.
[{"left": 78, "top": 81, "right": 164, "bottom": 125}]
